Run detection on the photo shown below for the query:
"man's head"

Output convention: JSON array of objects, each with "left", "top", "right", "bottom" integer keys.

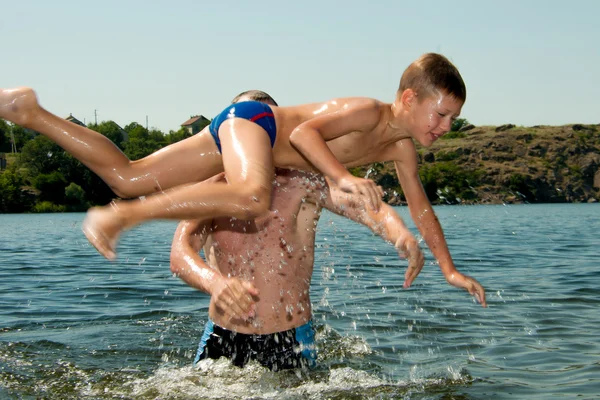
[
  {"left": 396, "top": 53, "right": 465, "bottom": 147},
  {"left": 231, "top": 90, "right": 278, "bottom": 106}
]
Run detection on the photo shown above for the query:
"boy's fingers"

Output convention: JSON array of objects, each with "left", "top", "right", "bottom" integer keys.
[
  {"left": 473, "top": 291, "right": 487, "bottom": 308},
  {"left": 477, "top": 287, "right": 487, "bottom": 307},
  {"left": 403, "top": 261, "right": 421, "bottom": 288},
  {"left": 403, "top": 274, "right": 414, "bottom": 288},
  {"left": 468, "top": 280, "right": 487, "bottom": 308}
]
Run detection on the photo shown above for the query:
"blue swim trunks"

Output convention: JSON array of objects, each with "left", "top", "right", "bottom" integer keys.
[
  {"left": 208, "top": 101, "right": 277, "bottom": 153},
  {"left": 194, "top": 319, "right": 317, "bottom": 371}
]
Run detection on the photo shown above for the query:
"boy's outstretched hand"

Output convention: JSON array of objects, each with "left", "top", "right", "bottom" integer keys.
[
  {"left": 337, "top": 175, "right": 383, "bottom": 211},
  {"left": 395, "top": 236, "right": 425, "bottom": 288},
  {"left": 447, "top": 273, "right": 488, "bottom": 308}
]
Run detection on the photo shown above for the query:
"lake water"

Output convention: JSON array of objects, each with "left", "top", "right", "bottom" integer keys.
[{"left": 0, "top": 204, "right": 598, "bottom": 399}]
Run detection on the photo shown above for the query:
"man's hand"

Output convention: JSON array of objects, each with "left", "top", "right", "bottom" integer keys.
[
  {"left": 395, "top": 236, "right": 425, "bottom": 288},
  {"left": 447, "top": 273, "right": 488, "bottom": 308},
  {"left": 336, "top": 175, "right": 383, "bottom": 211},
  {"left": 211, "top": 277, "right": 260, "bottom": 320}
]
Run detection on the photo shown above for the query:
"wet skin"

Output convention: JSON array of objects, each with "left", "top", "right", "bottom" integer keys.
[
  {"left": 0, "top": 88, "right": 485, "bottom": 307},
  {"left": 170, "top": 169, "right": 426, "bottom": 335}
]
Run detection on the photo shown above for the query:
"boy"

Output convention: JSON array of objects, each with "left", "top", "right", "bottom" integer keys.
[{"left": 0, "top": 54, "right": 473, "bottom": 300}]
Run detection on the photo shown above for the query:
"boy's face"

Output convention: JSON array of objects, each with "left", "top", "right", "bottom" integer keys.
[{"left": 405, "top": 90, "right": 464, "bottom": 147}]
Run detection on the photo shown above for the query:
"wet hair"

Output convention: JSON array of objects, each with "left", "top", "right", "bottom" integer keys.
[
  {"left": 399, "top": 53, "right": 466, "bottom": 102},
  {"left": 231, "top": 90, "right": 278, "bottom": 106}
]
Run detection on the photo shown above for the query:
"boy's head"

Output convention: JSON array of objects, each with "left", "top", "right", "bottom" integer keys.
[
  {"left": 231, "top": 90, "right": 278, "bottom": 106},
  {"left": 397, "top": 53, "right": 465, "bottom": 146},
  {"left": 399, "top": 53, "right": 466, "bottom": 102}
]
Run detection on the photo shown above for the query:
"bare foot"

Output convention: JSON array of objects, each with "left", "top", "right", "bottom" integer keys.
[
  {"left": 0, "top": 87, "right": 41, "bottom": 127},
  {"left": 82, "top": 204, "right": 126, "bottom": 260}
]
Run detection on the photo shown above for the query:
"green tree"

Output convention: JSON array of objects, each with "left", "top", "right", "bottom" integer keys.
[
  {"left": 65, "top": 182, "right": 85, "bottom": 203},
  {"left": 19, "top": 135, "right": 68, "bottom": 175},
  {"left": 79, "top": 167, "right": 116, "bottom": 204},
  {"left": 123, "top": 122, "right": 166, "bottom": 160},
  {"left": 57, "top": 152, "right": 115, "bottom": 205},
  {"left": 0, "top": 167, "right": 31, "bottom": 212},
  {"left": 165, "top": 127, "right": 192, "bottom": 145},
  {"left": 32, "top": 201, "right": 66, "bottom": 213},
  {"left": 451, "top": 118, "right": 470, "bottom": 132},
  {"left": 34, "top": 171, "right": 68, "bottom": 204},
  {"left": 9, "top": 125, "right": 35, "bottom": 152},
  {"left": 64, "top": 182, "right": 89, "bottom": 211}
]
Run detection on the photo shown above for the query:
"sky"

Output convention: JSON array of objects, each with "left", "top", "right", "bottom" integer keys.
[{"left": 2, "top": 0, "right": 599, "bottom": 133}]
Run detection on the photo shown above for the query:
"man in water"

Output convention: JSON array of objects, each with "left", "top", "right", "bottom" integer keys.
[
  {"left": 169, "top": 90, "right": 485, "bottom": 371},
  {"left": 170, "top": 165, "right": 485, "bottom": 370}
]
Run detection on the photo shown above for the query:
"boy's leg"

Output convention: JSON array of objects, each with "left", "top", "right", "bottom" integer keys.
[
  {"left": 217, "top": 117, "right": 274, "bottom": 209},
  {"left": 120, "top": 132, "right": 224, "bottom": 197},
  {"left": 0, "top": 87, "right": 132, "bottom": 190},
  {"left": 0, "top": 87, "right": 223, "bottom": 198},
  {"left": 81, "top": 118, "right": 275, "bottom": 259}
]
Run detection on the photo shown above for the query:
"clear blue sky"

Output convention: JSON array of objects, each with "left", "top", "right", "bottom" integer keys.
[{"left": 2, "top": 0, "right": 598, "bottom": 133}]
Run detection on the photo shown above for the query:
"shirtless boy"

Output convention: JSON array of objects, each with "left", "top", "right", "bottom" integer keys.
[
  {"left": 1, "top": 53, "right": 464, "bottom": 256},
  {"left": 0, "top": 54, "right": 481, "bottom": 306}
]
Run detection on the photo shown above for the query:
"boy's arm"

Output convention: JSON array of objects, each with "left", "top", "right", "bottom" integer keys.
[
  {"left": 319, "top": 177, "right": 425, "bottom": 288},
  {"left": 393, "top": 150, "right": 487, "bottom": 307},
  {"left": 289, "top": 98, "right": 383, "bottom": 210},
  {"left": 170, "top": 219, "right": 259, "bottom": 320}
]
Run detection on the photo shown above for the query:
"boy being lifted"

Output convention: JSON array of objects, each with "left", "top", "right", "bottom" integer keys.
[{"left": 0, "top": 53, "right": 486, "bottom": 306}]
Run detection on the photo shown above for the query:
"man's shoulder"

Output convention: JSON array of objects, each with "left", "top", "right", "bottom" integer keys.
[{"left": 273, "top": 170, "right": 328, "bottom": 205}]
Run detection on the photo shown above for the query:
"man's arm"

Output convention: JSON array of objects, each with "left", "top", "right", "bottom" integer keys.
[
  {"left": 319, "top": 177, "right": 425, "bottom": 288},
  {"left": 170, "top": 219, "right": 259, "bottom": 320},
  {"left": 170, "top": 219, "right": 218, "bottom": 293},
  {"left": 289, "top": 98, "right": 383, "bottom": 210},
  {"left": 393, "top": 148, "right": 487, "bottom": 307}
]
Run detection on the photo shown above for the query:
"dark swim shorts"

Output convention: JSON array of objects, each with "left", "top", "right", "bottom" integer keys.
[
  {"left": 208, "top": 101, "right": 276, "bottom": 153},
  {"left": 193, "top": 319, "right": 317, "bottom": 371}
]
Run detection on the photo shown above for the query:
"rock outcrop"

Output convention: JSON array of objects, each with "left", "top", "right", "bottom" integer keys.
[{"left": 351, "top": 124, "right": 600, "bottom": 205}]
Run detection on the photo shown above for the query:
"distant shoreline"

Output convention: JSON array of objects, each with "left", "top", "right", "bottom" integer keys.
[{"left": 2, "top": 123, "right": 599, "bottom": 212}]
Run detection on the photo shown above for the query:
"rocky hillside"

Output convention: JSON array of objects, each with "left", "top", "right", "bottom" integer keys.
[{"left": 355, "top": 123, "right": 600, "bottom": 205}]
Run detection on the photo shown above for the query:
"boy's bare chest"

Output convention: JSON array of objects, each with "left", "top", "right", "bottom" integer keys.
[{"left": 327, "top": 130, "right": 387, "bottom": 165}]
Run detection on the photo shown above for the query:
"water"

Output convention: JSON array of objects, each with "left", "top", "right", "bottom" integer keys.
[{"left": 0, "top": 204, "right": 598, "bottom": 399}]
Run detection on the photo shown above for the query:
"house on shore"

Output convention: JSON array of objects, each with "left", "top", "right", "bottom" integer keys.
[
  {"left": 181, "top": 115, "right": 210, "bottom": 135},
  {"left": 66, "top": 114, "right": 87, "bottom": 127}
]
